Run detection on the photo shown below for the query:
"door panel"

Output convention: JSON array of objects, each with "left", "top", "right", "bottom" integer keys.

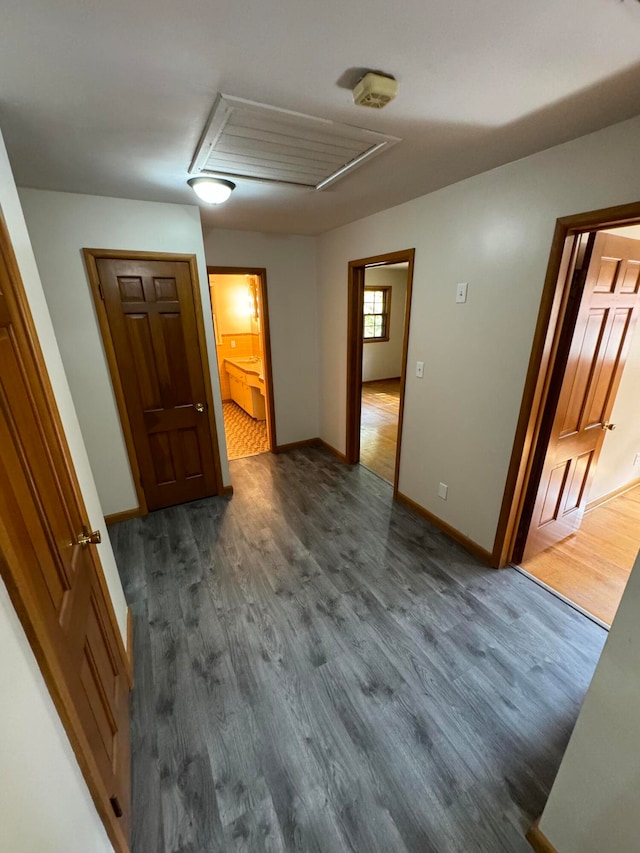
[
  {"left": 0, "top": 219, "right": 131, "bottom": 852},
  {"left": 523, "top": 232, "right": 640, "bottom": 560},
  {"left": 95, "top": 257, "right": 219, "bottom": 510}
]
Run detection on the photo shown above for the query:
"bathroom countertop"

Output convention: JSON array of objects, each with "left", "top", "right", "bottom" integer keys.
[{"left": 224, "top": 357, "right": 264, "bottom": 382}]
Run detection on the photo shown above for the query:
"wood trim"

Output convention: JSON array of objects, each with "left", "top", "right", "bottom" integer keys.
[
  {"left": 105, "top": 507, "right": 143, "bottom": 526},
  {"left": 207, "top": 266, "right": 278, "bottom": 452},
  {"left": 276, "top": 438, "right": 321, "bottom": 453},
  {"left": 0, "top": 214, "right": 131, "bottom": 853},
  {"left": 492, "top": 200, "right": 640, "bottom": 568},
  {"left": 526, "top": 819, "right": 558, "bottom": 853},
  {"left": 395, "top": 490, "right": 493, "bottom": 565},
  {"left": 188, "top": 255, "right": 225, "bottom": 493},
  {"left": 346, "top": 263, "right": 365, "bottom": 464},
  {"left": 126, "top": 606, "right": 134, "bottom": 688},
  {"left": 318, "top": 438, "right": 348, "bottom": 462},
  {"left": 585, "top": 476, "right": 640, "bottom": 513},
  {"left": 393, "top": 253, "right": 415, "bottom": 498},
  {"left": 220, "top": 484, "right": 234, "bottom": 497},
  {"left": 346, "top": 249, "right": 415, "bottom": 498}
]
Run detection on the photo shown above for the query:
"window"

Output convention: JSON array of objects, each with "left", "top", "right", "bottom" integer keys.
[{"left": 363, "top": 286, "right": 391, "bottom": 342}]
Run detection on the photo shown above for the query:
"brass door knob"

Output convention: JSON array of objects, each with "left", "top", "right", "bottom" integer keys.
[
  {"left": 195, "top": 402, "right": 206, "bottom": 413},
  {"left": 601, "top": 422, "right": 617, "bottom": 431},
  {"left": 77, "top": 529, "right": 102, "bottom": 547}
]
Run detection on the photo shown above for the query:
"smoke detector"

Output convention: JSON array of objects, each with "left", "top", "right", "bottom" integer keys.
[{"left": 352, "top": 72, "right": 398, "bottom": 109}]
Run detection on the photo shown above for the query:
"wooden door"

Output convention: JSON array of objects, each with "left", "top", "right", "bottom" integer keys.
[
  {"left": 94, "top": 256, "right": 219, "bottom": 511},
  {"left": 521, "top": 232, "right": 640, "bottom": 560},
  {"left": 0, "top": 216, "right": 131, "bottom": 852}
]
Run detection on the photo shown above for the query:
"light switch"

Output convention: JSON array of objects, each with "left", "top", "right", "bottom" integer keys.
[
  {"left": 456, "top": 282, "right": 468, "bottom": 303},
  {"left": 438, "top": 482, "right": 448, "bottom": 500},
  {"left": 416, "top": 361, "right": 424, "bottom": 378}
]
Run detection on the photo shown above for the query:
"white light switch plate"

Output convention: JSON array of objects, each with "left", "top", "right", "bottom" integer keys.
[
  {"left": 438, "top": 482, "right": 448, "bottom": 500},
  {"left": 416, "top": 361, "right": 424, "bottom": 378},
  {"left": 456, "top": 282, "right": 468, "bottom": 303}
]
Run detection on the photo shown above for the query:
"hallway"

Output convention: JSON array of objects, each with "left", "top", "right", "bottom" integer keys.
[{"left": 110, "top": 449, "right": 605, "bottom": 853}]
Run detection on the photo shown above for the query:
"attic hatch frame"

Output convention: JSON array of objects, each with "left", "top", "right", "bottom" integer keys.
[{"left": 188, "top": 94, "right": 401, "bottom": 191}]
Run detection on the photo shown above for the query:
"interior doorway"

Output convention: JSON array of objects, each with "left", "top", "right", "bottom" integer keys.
[
  {"left": 207, "top": 266, "right": 276, "bottom": 461},
  {"left": 502, "top": 214, "right": 640, "bottom": 626},
  {"left": 346, "top": 250, "right": 414, "bottom": 490}
]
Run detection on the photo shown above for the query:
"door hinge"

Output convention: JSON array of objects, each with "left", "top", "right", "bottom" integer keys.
[
  {"left": 109, "top": 795, "right": 123, "bottom": 818},
  {"left": 98, "top": 283, "right": 105, "bottom": 301}
]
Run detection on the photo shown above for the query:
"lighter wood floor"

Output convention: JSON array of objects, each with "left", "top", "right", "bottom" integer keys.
[
  {"left": 360, "top": 378, "right": 401, "bottom": 483},
  {"left": 110, "top": 448, "right": 606, "bottom": 853},
  {"left": 520, "top": 486, "right": 640, "bottom": 625}
]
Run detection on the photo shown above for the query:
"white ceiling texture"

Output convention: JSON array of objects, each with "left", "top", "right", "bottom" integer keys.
[{"left": 2, "top": 0, "right": 640, "bottom": 235}]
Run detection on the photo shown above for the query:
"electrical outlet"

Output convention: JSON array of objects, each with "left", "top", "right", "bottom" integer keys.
[
  {"left": 231, "top": 340, "right": 236, "bottom": 348},
  {"left": 416, "top": 361, "right": 424, "bottom": 378},
  {"left": 438, "top": 482, "right": 448, "bottom": 500},
  {"left": 456, "top": 282, "right": 468, "bottom": 303}
]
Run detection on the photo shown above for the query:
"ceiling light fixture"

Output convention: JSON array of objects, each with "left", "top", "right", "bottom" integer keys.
[{"left": 187, "top": 177, "right": 235, "bottom": 204}]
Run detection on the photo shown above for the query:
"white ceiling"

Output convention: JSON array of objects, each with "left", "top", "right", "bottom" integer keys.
[{"left": 2, "top": 0, "right": 640, "bottom": 236}]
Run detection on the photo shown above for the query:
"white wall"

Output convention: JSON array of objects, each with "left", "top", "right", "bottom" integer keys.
[
  {"left": 19, "top": 188, "right": 230, "bottom": 514},
  {"left": 590, "top": 318, "right": 640, "bottom": 501},
  {"left": 0, "top": 130, "right": 116, "bottom": 851},
  {"left": 0, "top": 581, "right": 114, "bottom": 853},
  {"left": 362, "top": 266, "right": 407, "bottom": 382},
  {"left": 538, "top": 550, "right": 640, "bottom": 852},
  {"left": 202, "top": 228, "right": 319, "bottom": 446},
  {"left": 317, "top": 114, "right": 640, "bottom": 553}
]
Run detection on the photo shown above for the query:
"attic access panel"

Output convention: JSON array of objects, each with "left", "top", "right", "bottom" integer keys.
[{"left": 189, "top": 94, "right": 401, "bottom": 190}]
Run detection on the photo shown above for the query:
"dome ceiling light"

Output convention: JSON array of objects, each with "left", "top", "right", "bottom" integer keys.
[{"left": 187, "top": 177, "right": 235, "bottom": 204}]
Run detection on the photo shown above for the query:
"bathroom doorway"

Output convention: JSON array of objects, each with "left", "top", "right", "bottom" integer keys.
[
  {"left": 207, "top": 267, "right": 276, "bottom": 460},
  {"left": 345, "top": 249, "right": 415, "bottom": 490}
]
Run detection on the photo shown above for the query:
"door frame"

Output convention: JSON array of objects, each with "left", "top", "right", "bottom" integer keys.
[
  {"left": 492, "top": 200, "right": 640, "bottom": 568},
  {"left": 0, "top": 212, "right": 132, "bottom": 853},
  {"left": 346, "top": 248, "right": 415, "bottom": 494},
  {"left": 207, "top": 265, "right": 278, "bottom": 453},
  {"left": 84, "top": 249, "right": 225, "bottom": 515}
]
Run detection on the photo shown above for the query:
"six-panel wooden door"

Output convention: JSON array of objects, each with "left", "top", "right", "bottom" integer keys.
[
  {"left": 94, "top": 256, "right": 219, "bottom": 510},
  {"left": 522, "top": 232, "right": 640, "bottom": 560},
  {"left": 0, "top": 215, "right": 131, "bottom": 852}
]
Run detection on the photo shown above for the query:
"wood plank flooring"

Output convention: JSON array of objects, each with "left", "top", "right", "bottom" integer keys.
[
  {"left": 520, "top": 485, "right": 640, "bottom": 625},
  {"left": 360, "top": 378, "right": 401, "bottom": 483},
  {"left": 110, "top": 448, "right": 606, "bottom": 853}
]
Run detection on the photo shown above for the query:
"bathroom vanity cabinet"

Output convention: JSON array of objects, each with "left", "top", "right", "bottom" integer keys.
[{"left": 225, "top": 358, "right": 266, "bottom": 420}]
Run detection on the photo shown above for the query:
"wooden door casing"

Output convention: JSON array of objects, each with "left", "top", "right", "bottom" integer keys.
[
  {"left": 88, "top": 253, "right": 221, "bottom": 511},
  {"left": 521, "top": 232, "right": 640, "bottom": 560},
  {"left": 0, "top": 212, "right": 131, "bottom": 852}
]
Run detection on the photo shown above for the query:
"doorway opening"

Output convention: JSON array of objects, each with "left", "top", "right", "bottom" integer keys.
[
  {"left": 495, "top": 204, "right": 640, "bottom": 626},
  {"left": 207, "top": 266, "right": 277, "bottom": 461},
  {"left": 346, "top": 250, "right": 414, "bottom": 490}
]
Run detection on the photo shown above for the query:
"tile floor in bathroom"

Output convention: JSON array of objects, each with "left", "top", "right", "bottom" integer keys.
[{"left": 222, "top": 400, "right": 269, "bottom": 460}]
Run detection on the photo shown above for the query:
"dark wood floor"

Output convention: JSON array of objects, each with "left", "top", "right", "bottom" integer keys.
[{"left": 110, "top": 448, "right": 606, "bottom": 853}]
